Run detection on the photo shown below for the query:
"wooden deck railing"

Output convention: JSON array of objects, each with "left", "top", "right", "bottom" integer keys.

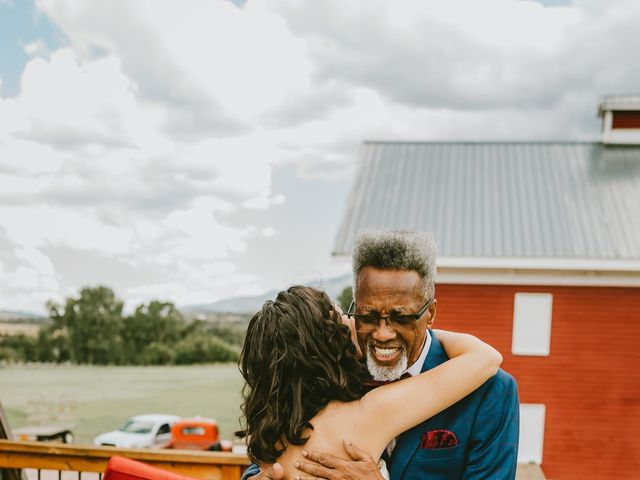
[
  {"left": 0, "top": 440, "right": 250, "bottom": 480},
  {"left": 0, "top": 440, "right": 549, "bottom": 480}
]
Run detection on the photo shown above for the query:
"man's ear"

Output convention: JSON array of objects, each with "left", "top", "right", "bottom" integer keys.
[{"left": 426, "top": 299, "right": 437, "bottom": 328}]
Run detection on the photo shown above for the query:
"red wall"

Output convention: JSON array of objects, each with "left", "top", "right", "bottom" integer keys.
[
  {"left": 612, "top": 110, "right": 640, "bottom": 129},
  {"left": 434, "top": 283, "right": 640, "bottom": 480}
]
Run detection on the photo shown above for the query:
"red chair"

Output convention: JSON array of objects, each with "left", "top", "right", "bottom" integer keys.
[{"left": 104, "top": 456, "right": 198, "bottom": 480}]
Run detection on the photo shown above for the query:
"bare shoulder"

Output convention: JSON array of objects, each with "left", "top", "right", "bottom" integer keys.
[
  {"left": 306, "top": 400, "right": 383, "bottom": 460},
  {"left": 309, "top": 400, "right": 362, "bottom": 433}
]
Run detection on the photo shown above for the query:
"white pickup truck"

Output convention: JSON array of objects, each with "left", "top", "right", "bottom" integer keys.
[{"left": 94, "top": 414, "right": 180, "bottom": 449}]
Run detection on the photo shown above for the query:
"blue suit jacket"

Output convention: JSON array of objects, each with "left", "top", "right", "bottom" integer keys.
[
  {"left": 389, "top": 330, "right": 519, "bottom": 480},
  {"left": 242, "top": 330, "right": 520, "bottom": 480}
]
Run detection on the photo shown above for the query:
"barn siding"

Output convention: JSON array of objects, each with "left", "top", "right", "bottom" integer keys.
[
  {"left": 435, "top": 283, "right": 640, "bottom": 480},
  {"left": 612, "top": 110, "right": 640, "bottom": 129}
]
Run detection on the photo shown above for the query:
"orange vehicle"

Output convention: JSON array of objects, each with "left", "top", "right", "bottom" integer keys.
[{"left": 166, "top": 418, "right": 232, "bottom": 451}]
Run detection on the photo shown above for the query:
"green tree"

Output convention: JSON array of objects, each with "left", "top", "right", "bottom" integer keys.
[
  {"left": 174, "top": 334, "right": 239, "bottom": 364},
  {"left": 37, "top": 304, "right": 72, "bottom": 363},
  {"left": 207, "top": 323, "right": 246, "bottom": 347},
  {"left": 139, "top": 342, "right": 176, "bottom": 365},
  {"left": 337, "top": 286, "right": 353, "bottom": 312},
  {"left": 121, "top": 301, "right": 183, "bottom": 364},
  {"left": 0, "top": 345, "right": 19, "bottom": 362},
  {"left": 0, "top": 333, "right": 38, "bottom": 362},
  {"left": 37, "top": 287, "right": 243, "bottom": 365},
  {"left": 48, "top": 286, "right": 124, "bottom": 364}
]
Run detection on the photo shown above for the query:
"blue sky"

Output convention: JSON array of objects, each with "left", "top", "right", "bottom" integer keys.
[
  {"left": 0, "top": 0, "right": 66, "bottom": 97},
  {"left": 0, "top": 0, "right": 638, "bottom": 313}
]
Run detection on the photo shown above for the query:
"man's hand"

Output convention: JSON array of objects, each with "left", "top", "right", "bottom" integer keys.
[
  {"left": 294, "top": 438, "right": 384, "bottom": 480},
  {"left": 247, "top": 463, "right": 284, "bottom": 480}
]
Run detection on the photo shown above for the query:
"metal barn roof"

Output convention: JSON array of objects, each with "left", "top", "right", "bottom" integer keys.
[
  {"left": 599, "top": 94, "right": 640, "bottom": 114},
  {"left": 333, "top": 141, "right": 640, "bottom": 264}
]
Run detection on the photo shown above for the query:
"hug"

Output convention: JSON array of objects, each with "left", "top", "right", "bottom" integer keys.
[{"left": 240, "top": 230, "right": 519, "bottom": 480}]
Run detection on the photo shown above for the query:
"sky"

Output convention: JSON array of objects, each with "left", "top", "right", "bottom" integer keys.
[{"left": 0, "top": 0, "right": 638, "bottom": 314}]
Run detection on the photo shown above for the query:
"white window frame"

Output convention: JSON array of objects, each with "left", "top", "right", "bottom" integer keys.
[
  {"left": 518, "top": 403, "right": 546, "bottom": 464},
  {"left": 511, "top": 292, "right": 553, "bottom": 356}
]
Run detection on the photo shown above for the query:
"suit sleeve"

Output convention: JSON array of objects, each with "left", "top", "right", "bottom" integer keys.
[
  {"left": 241, "top": 463, "right": 260, "bottom": 480},
  {"left": 461, "top": 371, "right": 520, "bottom": 480}
]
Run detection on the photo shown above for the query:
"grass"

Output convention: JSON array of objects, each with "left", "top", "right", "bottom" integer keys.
[{"left": 0, "top": 364, "right": 244, "bottom": 445}]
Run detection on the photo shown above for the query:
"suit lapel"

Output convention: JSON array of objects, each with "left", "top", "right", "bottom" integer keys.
[{"left": 390, "top": 330, "right": 449, "bottom": 480}]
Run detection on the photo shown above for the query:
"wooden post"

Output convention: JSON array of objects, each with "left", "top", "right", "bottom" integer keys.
[{"left": 0, "top": 400, "right": 26, "bottom": 480}]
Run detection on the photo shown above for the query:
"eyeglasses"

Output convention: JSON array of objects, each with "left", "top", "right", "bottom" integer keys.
[{"left": 347, "top": 298, "right": 434, "bottom": 332}]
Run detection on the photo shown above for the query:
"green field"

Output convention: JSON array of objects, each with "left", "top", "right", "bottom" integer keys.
[{"left": 0, "top": 364, "right": 244, "bottom": 445}]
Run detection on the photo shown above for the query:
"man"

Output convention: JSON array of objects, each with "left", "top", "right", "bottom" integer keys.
[{"left": 245, "top": 230, "right": 519, "bottom": 479}]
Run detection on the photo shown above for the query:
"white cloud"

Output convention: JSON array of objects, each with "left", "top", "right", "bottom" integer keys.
[
  {"left": 0, "top": 206, "right": 134, "bottom": 253},
  {"left": 123, "top": 259, "right": 263, "bottom": 309},
  {"left": 1, "top": 0, "right": 638, "bottom": 312},
  {"left": 23, "top": 39, "right": 50, "bottom": 57},
  {"left": 14, "top": 246, "right": 56, "bottom": 277},
  {"left": 125, "top": 282, "right": 213, "bottom": 310},
  {"left": 36, "top": 0, "right": 312, "bottom": 123},
  {"left": 260, "top": 227, "right": 276, "bottom": 237},
  {"left": 16, "top": 49, "right": 158, "bottom": 150},
  {"left": 233, "top": 283, "right": 264, "bottom": 297},
  {"left": 271, "top": 194, "right": 285, "bottom": 205},
  {"left": 0, "top": 240, "right": 60, "bottom": 312},
  {"left": 0, "top": 3, "right": 290, "bottom": 311},
  {"left": 272, "top": 0, "right": 639, "bottom": 110}
]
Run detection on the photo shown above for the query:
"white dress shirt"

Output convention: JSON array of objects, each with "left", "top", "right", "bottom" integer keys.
[{"left": 385, "top": 330, "right": 432, "bottom": 456}]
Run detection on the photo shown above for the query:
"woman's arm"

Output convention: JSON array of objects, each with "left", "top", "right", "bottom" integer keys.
[
  {"left": 435, "top": 329, "right": 499, "bottom": 361},
  {"left": 358, "top": 330, "right": 502, "bottom": 454}
]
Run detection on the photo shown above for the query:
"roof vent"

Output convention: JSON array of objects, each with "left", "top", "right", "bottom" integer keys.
[{"left": 598, "top": 95, "right": 640, "bottom": 145}]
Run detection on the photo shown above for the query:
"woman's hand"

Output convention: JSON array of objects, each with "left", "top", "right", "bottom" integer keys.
[{"left": 334, "top": 304, "right": 363, "bottom": 358}]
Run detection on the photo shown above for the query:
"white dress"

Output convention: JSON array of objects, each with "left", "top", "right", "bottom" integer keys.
[{"left": 378, "top": 459, "right": 391, "bottom": 480}]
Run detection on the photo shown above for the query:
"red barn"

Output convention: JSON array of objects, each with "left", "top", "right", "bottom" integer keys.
[{"left": 332, "top": 96, "right": 640, "bottom": 479}]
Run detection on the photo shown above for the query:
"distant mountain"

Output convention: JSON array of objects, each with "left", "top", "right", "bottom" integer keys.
[
  {"left": 0, "top": 310, "right": 47, "bottom": 322},
  {"left": 181, "top": 274, "right": 352, "bottom": 315}
]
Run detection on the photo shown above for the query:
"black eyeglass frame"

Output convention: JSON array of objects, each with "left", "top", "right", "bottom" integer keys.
[{"left": 347, "top": 298, "right": 434, "bottom": 330}]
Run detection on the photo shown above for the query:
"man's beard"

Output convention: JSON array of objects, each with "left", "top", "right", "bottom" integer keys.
[{"left": 366, "top": 344, "right": 409, "bottom": 381}]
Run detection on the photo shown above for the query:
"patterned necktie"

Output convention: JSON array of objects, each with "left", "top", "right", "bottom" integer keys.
[{"left": 362, "top": 372, "right": 412, "bottom": 391}]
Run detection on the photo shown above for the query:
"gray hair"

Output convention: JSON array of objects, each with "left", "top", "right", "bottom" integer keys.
[{"left": 352, "top": 230, "right": 437, "bottom": 300}]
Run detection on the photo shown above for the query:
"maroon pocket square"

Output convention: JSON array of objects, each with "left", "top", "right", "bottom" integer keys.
[{"left": 419, "top": 429, "right": 459, "bottom": 449}]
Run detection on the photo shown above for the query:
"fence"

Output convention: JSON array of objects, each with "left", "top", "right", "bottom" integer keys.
[{"left": 0, "top": 440, "right": 249, "bottom": 480}]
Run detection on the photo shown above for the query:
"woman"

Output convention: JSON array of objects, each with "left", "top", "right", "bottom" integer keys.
[{"left": 237, "top": 286, "right": 501, "bottom": 479}]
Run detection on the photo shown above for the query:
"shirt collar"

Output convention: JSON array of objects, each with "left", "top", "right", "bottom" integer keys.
[{"left": 405, "top": 329, "right": 431, "bottom": 377}]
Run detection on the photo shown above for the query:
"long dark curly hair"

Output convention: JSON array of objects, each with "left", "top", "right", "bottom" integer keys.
[{"left": 236, "top": 285, "right": 370, "bottom": 464}]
